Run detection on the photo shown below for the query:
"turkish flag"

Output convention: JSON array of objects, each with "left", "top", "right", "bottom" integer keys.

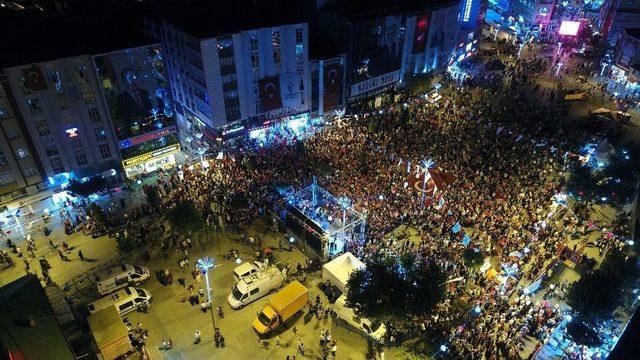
[
  {"left": 22, "top": 65, "right": 47, "bottom": 91},
  {"left": 323, "top": 63, "right": 342, "bottom": 112},
  {"left": 412, "top": 13, "right": 430, "bottom": 54},
  {"left": 259, "top": 76, "right": 282, "bottom": 112}
]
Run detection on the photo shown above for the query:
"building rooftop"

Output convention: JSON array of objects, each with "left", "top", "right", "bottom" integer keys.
[
  {"left": 145, "top": 0, "right": 307, "bottom": 39},
  {"left": 319, "top": 0, "right": 459, "bottom": 22},
  {"left": 0, "top": 275, "right": 75, "bottom": 360},
  {"left": 0, "top": 6, "right": 153, "bottom": 67}
]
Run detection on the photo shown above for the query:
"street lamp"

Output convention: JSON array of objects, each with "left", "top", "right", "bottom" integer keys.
[
  {"left": 196, "top": 257, "right": 217, "bottom": 333},
  {"left": 421, "top": 159, "right": 435, "bottom": 206}
]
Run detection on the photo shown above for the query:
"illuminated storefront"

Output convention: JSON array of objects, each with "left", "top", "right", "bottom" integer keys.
[{"left": 122, "top": 143, "right": 180, "bottom": 178}]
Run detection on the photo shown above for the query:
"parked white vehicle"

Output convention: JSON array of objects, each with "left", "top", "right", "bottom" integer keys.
[
  {"left": 232, "top": 260, "right": 267, "bottom": 283},
  {"left": 95, "top": 264, "right": 150, "bottom": 296},
  {"left": 87, "top": 287, "right": 152, "bottom": 316},
  {"left": 334, "top": 294, "right": 386, "bottom": 342},
  {"left": 228, "top": 267, "right": 287, "bottom": 309}
]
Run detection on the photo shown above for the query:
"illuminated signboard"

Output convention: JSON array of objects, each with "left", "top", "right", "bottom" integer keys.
[
  {"left": 460, "top": 0, "right": 481, "bottom": 30},
  {"left": 350, "top": 71, "right": 400, "bottom": 97},
  {"left": 119, "top": 126, "right": 177, "bottom": 149},
  {"left": 65, "top": 127, "right": 78, "bottom": 138},
  {"left": 558, "top": 21, "right": 580, "bottom": 36},
  {"left": 122, "top": 143, "right": 180, "bottom": 168}
]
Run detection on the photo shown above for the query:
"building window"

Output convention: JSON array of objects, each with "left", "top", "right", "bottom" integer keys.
[
  {"left": 75, "top": 153, "right": 88, "bottom": 166},
  {"left": 296, "top": 43, "right": 304, "bottom": 61},
  {"left": 24, "top": 166, "right": 38, "bottom": 177},
  {"left": 250, "top": 34, "right": 259, "bottom": 51},
  {"left": 0, "top": 171, "right": 16, "bottom": 186},
  {"left": 44, "top": 140, "right": 58, "bottom": 156},
  {"left": 95, "top": 127, "right": 106, "bottom": 142},
  {"left": 27, "top": 98, "right": 42, "bottom": 116},
  {"left": 56, "top": 93, "right": 68, "bottom": 110},
  {"left": 88, "top": 108, "right": 101, "bottom": 123},
  {"left": 272, "top": 31, "right": 281, "bottom": 64},
  {"left": 16, "top": 148, "right": 28, "bottom": 159},
  {"left": 251, "top": 52, "right": 260, "bottom": 67},
  {"left": 0, "top": 150, "right": 7, "bottom": 165},
  {"left": 99, "top": 144, "right": 111, "bottom": 159},
  {"left": 47, "top": 70, "right": 63, "bottom": 91},
  {"left": 50, "top": 157, "right": 64, "bottom": 174},
  {"left": 5, "top": 126, "right": 20, "bottom": 140},
  {"left": 36, "top": 121, "right": 50, "bottom": 136}
]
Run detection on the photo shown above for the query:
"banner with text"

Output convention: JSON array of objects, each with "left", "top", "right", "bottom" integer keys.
[{"left": 350, "top": 70, "right": 399, "bottom": 98}]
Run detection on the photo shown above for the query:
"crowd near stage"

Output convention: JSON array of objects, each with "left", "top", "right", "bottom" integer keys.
[{"left": 275, "top": 177, "right": 366, "bottom": 259}]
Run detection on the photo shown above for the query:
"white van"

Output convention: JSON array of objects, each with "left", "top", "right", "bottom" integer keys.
[
  {"left": 228, "top": 267, "right": 286, "bottom": 309},
  {"left": 96, "top": 264, "right": 150, "bottom": 296},
  {"left": 87, "top": 287, "right": 152, "bottom": 316},
  {"left": 334, "top": 294, "right": 386, "bottom": 341},
  {"left": 232, "top": 261, "right": 266, "bottom": 283}
]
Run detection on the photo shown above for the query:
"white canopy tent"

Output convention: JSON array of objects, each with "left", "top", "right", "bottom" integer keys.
[{"left": 322, "top": 252, "right": 365, "bottom": 293}]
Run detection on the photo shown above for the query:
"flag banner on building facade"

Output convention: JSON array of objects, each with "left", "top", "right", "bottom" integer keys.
[
  {"left": 22, "top": 64, "right": 47, "bottom": 90},
  {"left": 259, "top": 76, "right": 282, "bottom": 112},
  {"left": 323, "top": 62, "right": 342, "bottom": 112},
  {"left": 412, "top": 12, "right": 430, "bottom": 54},
  {"left": 279, "top": 73, "right": 301, "bottom": 109}
]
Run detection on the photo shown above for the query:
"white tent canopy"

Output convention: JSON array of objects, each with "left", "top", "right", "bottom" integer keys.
[{"left": 322, "top": 252, "right": 365, "bottom": 293}]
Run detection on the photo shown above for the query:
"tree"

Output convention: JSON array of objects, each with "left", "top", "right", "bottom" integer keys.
[
  {"left": 567, "top": 268, "right": 621, "bottom": 322},
  {"left": 346, "top": 254, "right": 445, "bottom": 321},
  {"left": 87, "top": 203, "right": 107, "bottom": 229},
  {"left": 144, "top": 185, "right": 161, "bottom": 209},
  {"left": 167, "top": 200, "right": 204, "bottom": 234},
  {"left": 463, "top": 247, "right": 484, "bottom": 268},
  {"left": 66, "top": 176, "right": 106, "bottom": 197},
  {"left": 116, "top": 235, "right": 135, "bottom": 255}
]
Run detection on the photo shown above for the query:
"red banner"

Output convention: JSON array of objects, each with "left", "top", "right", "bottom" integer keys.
[
  {"left": 259, "top": 76, "right": 282, "bottom": 112},
  {"left": 22, "top": 65, "right": 47, "bottom": 91},
  {"left": 412, "top": 13, "right": 430, "bottom": 54},
  {"left": 323, "top": 63, "right": 342, "bottom": 112}
]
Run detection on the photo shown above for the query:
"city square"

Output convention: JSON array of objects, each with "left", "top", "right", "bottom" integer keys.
[{"left": 0, "top": 1, "right": 640, "bottom": 360}]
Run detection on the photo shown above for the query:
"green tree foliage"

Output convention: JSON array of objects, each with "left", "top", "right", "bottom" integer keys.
[
  {"left": 346, "top": 254, "right": 446, "bottom": 321},
  {"left": 66, "top": 176, "right": 106, "bottom": 197},
  {"left": 87, "top": 203, "right": 107, "bottom": 229},
  {"left": 167, "top": 200, "right": 204, "bottom": 234},
  {"left": 116, "top": 235, "right": 135, "bottom": 255},
  {"left": 567, "top": 251, "right": 638, "bottom": 323},
  {"left": 463, "top": 247, "right": 484, "bottom": 268},
  {"left": 144, "top": 185, "right": 161, "bottom": 209}
]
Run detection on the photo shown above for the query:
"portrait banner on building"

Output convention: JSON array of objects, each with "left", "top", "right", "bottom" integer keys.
[
  {"left": 279, "top": 73, "right": 301, "bottom": 109},
  {"left": 323, "top": 62, "right": 342, "bottom": 112},
  {"left": 259, "top": 76, "right": 282, "bottom": 112},
  {"left": 22, "top": 65, "right": 47, "bottom": 91},
  {"left": 412, "top": 13, "right": 431, "bottom": 54}
]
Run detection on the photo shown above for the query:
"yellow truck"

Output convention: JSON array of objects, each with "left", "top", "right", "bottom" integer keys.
[{"left": 253, "top": 280, "right": 308, "bottom": 336}]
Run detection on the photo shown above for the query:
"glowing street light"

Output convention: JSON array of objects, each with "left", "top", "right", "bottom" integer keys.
[{"left": 196, "top": 257, "right": 217, "bottom": 332}]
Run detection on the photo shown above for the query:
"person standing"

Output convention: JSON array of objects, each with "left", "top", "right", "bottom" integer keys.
[
  {"left": 78, "top": 250, "right": 85, "bottom": 261},
  {"left": 331, "top": 341, "right": 337, "bottom": 357},
  {"left": 297, "top": 339, "right": 305, "bottom": 356},
  {"left": 194, "top": 329, "right": 201, "bottom": 344}
]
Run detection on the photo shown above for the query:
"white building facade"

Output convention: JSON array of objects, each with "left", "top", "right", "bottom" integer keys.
[{"left": 146, "top": 20, "right": 311, "bottom": 146}]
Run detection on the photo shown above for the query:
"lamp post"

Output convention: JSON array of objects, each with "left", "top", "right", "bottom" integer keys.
[
  {"left": 421, "top": 159, "right": 435, "bottom": 206},
  {"left": 196, "top": 257, "right": 217, "bottom": 333}
]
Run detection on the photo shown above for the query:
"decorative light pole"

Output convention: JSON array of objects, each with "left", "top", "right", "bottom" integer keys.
[
  {"left": 421, "top": 159, "right": 435, "bottom": 206},
  {"left": 196, "top": 257, "right": 217, "bottom": 332}
]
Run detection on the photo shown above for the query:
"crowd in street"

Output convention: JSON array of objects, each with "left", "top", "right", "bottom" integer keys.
[{"left": 122, "top": 67, "right": 635, "bottom": 359}]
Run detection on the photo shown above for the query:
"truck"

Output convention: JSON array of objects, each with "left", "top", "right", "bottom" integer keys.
[
  {"left": 88, "top": 306, "right": 133, "bottom": 360},
  {"left": 252, "top": 280, "right": 308, "bottom": 336}
]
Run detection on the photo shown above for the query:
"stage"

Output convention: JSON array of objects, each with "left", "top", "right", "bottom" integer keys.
[{"left": 276, "top": 178, "right": 366, "bottom": 259}]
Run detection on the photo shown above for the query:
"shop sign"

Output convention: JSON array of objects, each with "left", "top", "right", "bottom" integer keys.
[
  {"left": 119, "top": 126, "right": 177, "bottom": 149},
  {"left": 122, "top": 143, "right": 180, "bottom": 168},
  {"left": 350, "top": 71, "right": 400, "bottom": 97}
]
